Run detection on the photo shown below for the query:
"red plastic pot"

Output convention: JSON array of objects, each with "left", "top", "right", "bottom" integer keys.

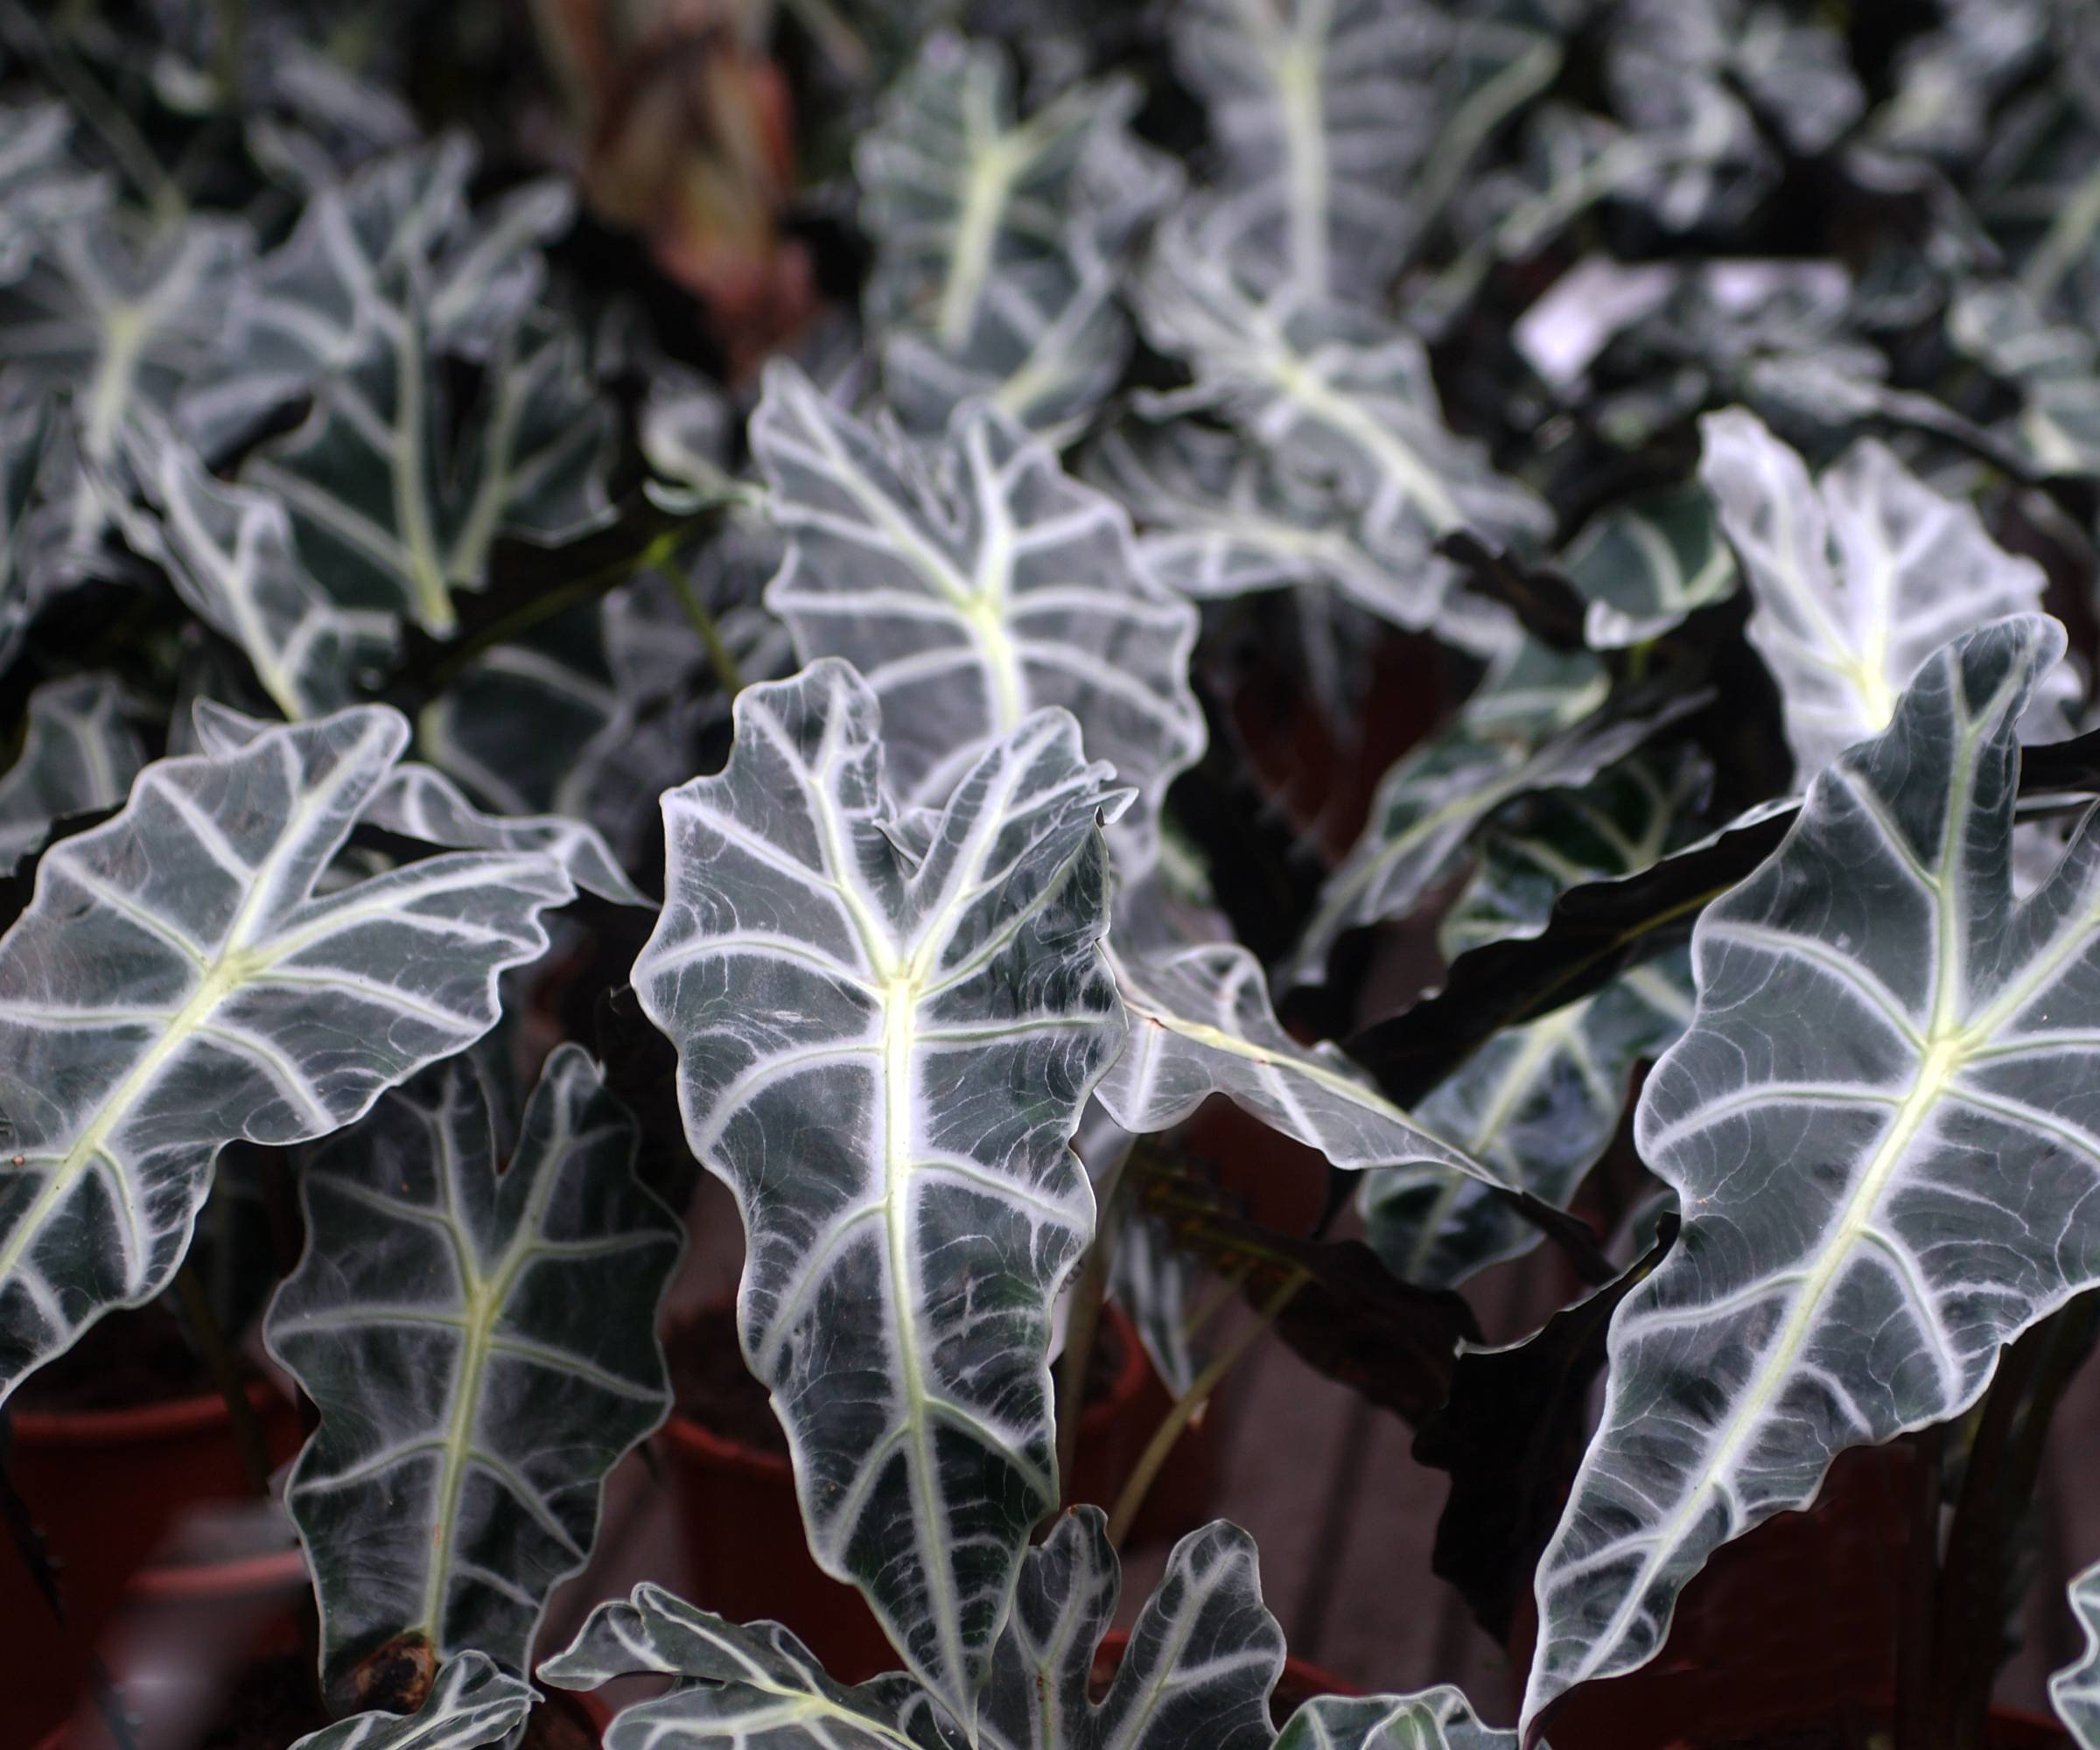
[
  {"left": 28, "top": 1536, "right": 312, "bottom": 1750},
  {"left": 654, "top": 1301, "right": 1214, "bottom": 1682},
  {"left": 5, "top": 1381, "right": 304, "bottom": 1747}
]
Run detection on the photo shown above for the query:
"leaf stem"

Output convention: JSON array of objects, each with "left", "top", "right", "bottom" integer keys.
[
  {"left": 668, "top": 556, "right": 747, "bottom": 699},
  {"left": 171, "top": 1263, "right": 272, "bottom": 1498},
  {"left": 1105, "top": 1269, "right": 1306, "bottom": 1549}
]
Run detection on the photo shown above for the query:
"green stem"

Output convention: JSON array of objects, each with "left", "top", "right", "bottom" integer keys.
[
  {"left": 668, "top": 556, "right": 748, "bottom": 699},
  {"left": 171, "top": 1263, "right": 272, "bottom": 1498},
  {"left": 1105, "top": 1270, "right": 1306, "bottom": 1549}
]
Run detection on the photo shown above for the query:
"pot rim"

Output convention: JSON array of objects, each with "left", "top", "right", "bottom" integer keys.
[
  {"left": 661, "top": 1299, "right": 1155, "bottom": 1474},
  {"left": 11, "top": 1376, "right": 284, "bottom": 1446},
  {"left": 124, "top": 1542, "right": 309, "bottom": 1603}
]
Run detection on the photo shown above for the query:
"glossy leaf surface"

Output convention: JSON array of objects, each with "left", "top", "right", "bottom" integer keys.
[
  {"left": 633, "top": 660, "right": 1127, "bottom": 1726},
  {"left": 0, "top": 706, "right": 575, "bottom": 1409},
  {"left": 1524, "top": 615, "right": 2100, "bottom": 1729},
  {"left": 752, "top": 363, "right": 1200, "bottom": 876},
  {"left": 269, "top": 1045, "right": 679, "bottom": 1682}
]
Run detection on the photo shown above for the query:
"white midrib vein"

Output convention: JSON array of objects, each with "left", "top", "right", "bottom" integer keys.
[
  {"left": 1110, "top": 948, "right": 1491, "bottom": 1184},
  {"left": 937, "top": 68, "right": 1019, "bottom": 351},
  {"left": 806, "top": 706, "right": 986, "bottom": 1709},
  {"left": 417, "top": 1094, "right": 575, "bottom": 1640},
  {"left": 0, "top": 733, "right": 373, "bottom": 1310},
  {"left": 1540, "top": 668, "right": 2007, "bottom": 1710},
  {"left": 788, "top": 396, "right": 1027, "bottom": 733}
]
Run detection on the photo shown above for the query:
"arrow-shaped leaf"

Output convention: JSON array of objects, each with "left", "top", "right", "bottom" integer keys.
[
  {"left": 858, "top": 34, "right": 1170, "bottom": 437},
  {"left": 0, "top": 673, "right": 141, "bottom": 868},
  {"left": 752, "top": 363, "right": 1202, "bottom": 878},
  {"left": 1699, "top": 407, "right": 2065, "bottom": 779},
  {"left": 1135, "top": 233, "right": 1551, "bottom": 636},
  {"left": 1522, "top": 614, "right": 2100, "bottom": 1731},
  {"left": 287, "top": 1653, "right": 535, "bottom": 1750},
  {"left": 245, "top": 311, "right": 612, "bottom": 637},
  {"left": 632, "top": 659, "right": 1130, "bottom": 1726},
  {"left": 0, "top": 705, "right": 576, "bottom": 1409},
  {"left": 268, "top": 1044, "right": 681, "bottom": 1685}
]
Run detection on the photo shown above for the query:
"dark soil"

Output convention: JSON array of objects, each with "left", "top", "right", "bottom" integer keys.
[
  {"left": 668, "top": 1306, "right": 1130, "bottom": 1456},
  {"left": 17, "top": 1301, "right": 221, "bottom": 1412}
]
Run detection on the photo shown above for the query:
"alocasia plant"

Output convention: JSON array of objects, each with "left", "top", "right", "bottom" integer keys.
[
  {"left": 8, "top": 3, "right": 2100, "bottom": 1746},
  {"left": 0, "top": 706, "right": 581, "bottom": 1408},
  {"left": 1524, "top": 614, "right": 2100, "bottom": 1729},
  {"left": 268, "top": 1044, "right": 680, "bottom": 1689},
  {"left": 633, "top": 659, "right": 1128, "bottom": 1725}
]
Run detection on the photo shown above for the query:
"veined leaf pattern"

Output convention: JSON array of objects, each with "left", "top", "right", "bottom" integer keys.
[
  {"left": 0, "top": 673, "right": 141, "bottom": 867},
  {"left": 1284, "top": 645, "right": 1672, "bottom": 990},
  {"left": 1088, "top": 420, "right": 1436, "bottom": 632},
  {"left": 360, "top": 760, "right": 648, "bottom": 907},
  {"left": 1364, "top": 755, "right": 1703, "bottom": 1288},
  {"left": 0, "top": 705, "right": 576, "bottom": 1409},
  {"left": 1274, "top": 1691, "right": 1522, "bottom": 1750},
  {"left": 285, "top": 1653, "right": 534, "bottom": 1750},
  {"left": 544, "top": 1510, "right": 1286, "bottom": 1750},
  {"left": 1171, "top": 0, "right": 1568, "bottom": 310},
  {"left": 268, "top": 1045, "right": 680, "bottom": 1683},
  {"left": 1523, "top": 614, "right": 2100, "bottom": 1729},
  {"left": 752, "top": 362, "right": 1202, "bottom": 878},
  {"left": 2055, "top": 1562, "right": 2100, "bottom": 1748},
  {"left": 1698, "top": 407, "right": 2065, "bottom": 778},
  {"left": 184, "top": 135, "right": 570, "bottom": 450},
  {"left": 858, "top": 34, "right": 1171, "bottom": 437},
  {"left": 112, "top": 416, "right": 392, "bottom": 720},
  {"left": 245, "top": 312, "right": 612, "bottom": 637},
  {"left": 0, "top": 211, "right": 249, "bottom": 547},
  {"left": 1136, "top": 234, "right": 1552, "bottom": 634},
  {"left": 632, "top": 660, "right": 1129, "bottom": 1726},
  {"left": 0, "top": 102, "right": 108, "bottom": 285},
  {"left": 979, "top": 1511, "right": 1282, "bottom": 1750},
  {"left": 1561, "top": 486, "right": 1738, "bottom": 652},
  {"left": 1099, "top": 938, "right": 1500, "bottom": 1188}
]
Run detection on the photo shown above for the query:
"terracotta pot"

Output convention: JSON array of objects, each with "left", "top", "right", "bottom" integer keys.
[
  {"left": 654, "top": 1301, "right": 1208, "bottom": 1683},
  {"left": 1092, "top": 1628, "right": 1361, "bottom": 1725},
  {"left": 4, "top": 1381, "right": 304, "bottom": 1746},
  {"left": 29, "top": 1538, "right": 312, "bottom": 1750}
]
